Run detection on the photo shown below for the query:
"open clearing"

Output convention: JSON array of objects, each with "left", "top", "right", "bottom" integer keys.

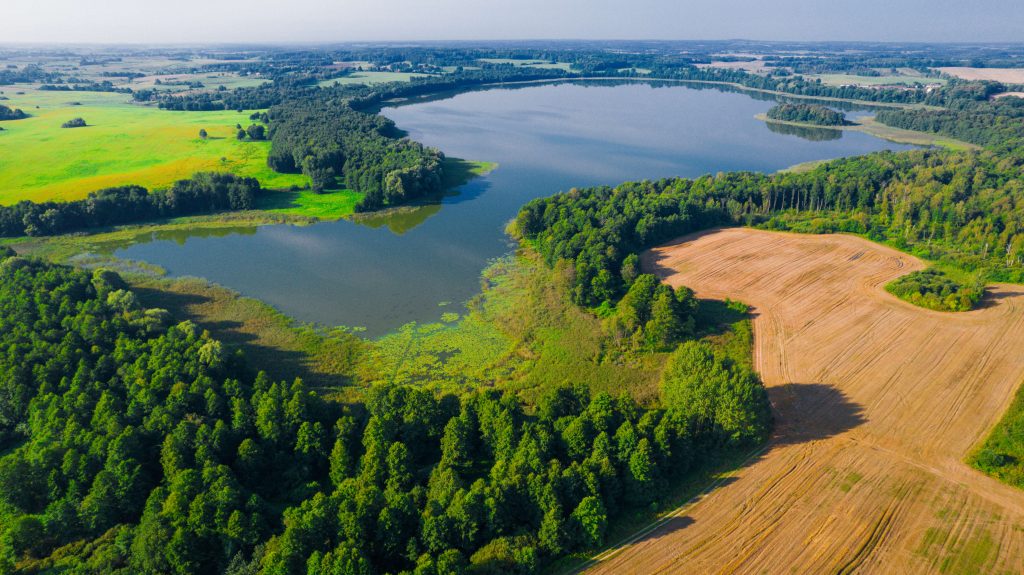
[
  {"left": 317, "top": 71, "right": 432, "bottom": 87},
  {"left": 807, "top": 73, "right": 945, "bottom": 87},
  {"left": 477, "top": 58, "right": 573, "bottom": 71},
  {"left": 0, "top": 87, "right": 306, "bottom": 203},
  {"left": 937, "top": 67, "right": 1024, "bottom": 84},
  {"left": 586, "top": 228, "right": 1024, "bottom": 574}
]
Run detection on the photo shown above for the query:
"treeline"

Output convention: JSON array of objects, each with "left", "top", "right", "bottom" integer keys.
[
  {"left": 0, "top": 172, "right": 259, "bottom": 237},
  {"left": 766, "top": 103, "right": 846, "bottom": 126},
  {"left": 140, "top": 82, "right": 290, "bottom": 111},
  {"left": 876, "top": 95, "right": 1024, "bottom": 148},
  {"left": 516, "top": 147, "right": 1024, "bottom": 311},
  {"left": 0, "top": 255, "right": 769, "bottom": 574},
  {"left": 266, "top": 94, "right": 445, "bottom": 210},
  {"left": 885, "top": 269, "right": 983, "bottom": 312},
  {"left": 39, "top": 82, "right": 131, "bottom": 94},
  {"left": 0, "top": 104, "right": 28, "bottom": 121}
]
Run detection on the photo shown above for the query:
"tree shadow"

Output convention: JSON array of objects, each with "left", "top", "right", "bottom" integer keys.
[
  {"left": 974, "top": 287, "right": 1024, "bottom": 310},
  {"left": 637, "top": 515, "right": 695, "bottom": 543},
  {"left": 694, "top": 298, "right": 759, "bottom": 338},
  {"left": 768, "top": 382, "right": 866, "bottom": 445},
  {"left": 618, "top": 382, "right": 864, "bottom": 551},
  {"left": 132, "top": 285, "right": 354, "bottom": 389}
]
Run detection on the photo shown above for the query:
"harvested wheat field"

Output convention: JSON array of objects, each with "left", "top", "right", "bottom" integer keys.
[
  {"left": 587, "top": 228, "right": 1024, "bottom": 574},
  {"left": 937, "top": 67, "right": 1024, "bottom": 84}
]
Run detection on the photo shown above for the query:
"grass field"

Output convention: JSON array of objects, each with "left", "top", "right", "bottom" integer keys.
[
  {"left": 970, "top": 382, "right": 1024, "bottom": 488},
  {"left": 807, "top": 73, "right": 946, "bottom": 86},
  {"left": 317, "top": 71, "right": 432, "bottom": 87},
  {"left": 129, "top": 72, "right": 270, "bottom": 93},
  {"left": 0, "top": 86, "right": 308, "bottom": 204}
]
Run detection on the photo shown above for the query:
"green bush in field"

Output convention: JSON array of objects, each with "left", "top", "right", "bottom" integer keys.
[{"left": 885, "top": 269, "right": 983, "bottom": 312}]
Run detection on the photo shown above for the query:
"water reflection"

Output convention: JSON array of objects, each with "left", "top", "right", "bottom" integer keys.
[{"left": 765, "top": 121, "right": 844, "bottom": 141}]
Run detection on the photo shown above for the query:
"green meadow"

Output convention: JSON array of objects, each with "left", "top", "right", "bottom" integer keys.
[
  {"left": 0, "top": 86, "right": 308, "bottom": 204},
  {"left": 478, "top": 58, "right": 573, "bottom": 71}
]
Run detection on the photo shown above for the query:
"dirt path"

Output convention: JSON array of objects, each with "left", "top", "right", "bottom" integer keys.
[{"left": 587, "top": 228, "right": 1024, "bottom": 574}]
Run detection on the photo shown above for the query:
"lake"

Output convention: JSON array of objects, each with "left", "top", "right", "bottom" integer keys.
[{"left": 113, "top": 81, "right": 915, "bottom": 337}]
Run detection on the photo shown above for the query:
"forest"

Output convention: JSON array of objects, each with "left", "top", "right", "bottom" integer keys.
[
  {"left": 765, "top": 103, "right": 846, "bottom": 126},
  {"left": 515, "top": 145, "right": 1024, "bottom": 311},
  {"left": 876, "top": 94, "right": 1024, "bottom": 147},
  {"left": 0, "top": 173, "right": 260, "bottom": 237},
  {"left": 265, "top": 93, "right": 445, "bottom": 209},
  {"left": 0, "top": 253, "right": 769, "bottom": 574}
]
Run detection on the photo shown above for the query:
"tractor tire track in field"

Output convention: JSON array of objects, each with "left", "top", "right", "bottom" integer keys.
[{"left": 585, "top": 228, "right": 1024, "bottom": 574}]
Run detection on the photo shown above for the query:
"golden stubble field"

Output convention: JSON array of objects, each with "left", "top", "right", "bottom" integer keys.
[
  {"left": 588, "top": 228, "right": 1024, "bottom": 574},
  {"left": 937, "top": 67, "right": 1024, "bottom": 84}
]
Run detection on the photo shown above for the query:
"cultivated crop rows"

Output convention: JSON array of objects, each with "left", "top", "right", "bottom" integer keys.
[{"left": 588, "top": 228, "right": 1024, "bottom": 574}]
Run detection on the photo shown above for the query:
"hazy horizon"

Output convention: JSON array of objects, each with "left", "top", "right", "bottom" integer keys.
[{"left": 6, "top": 0, "right": 1024, "bottom": 45}]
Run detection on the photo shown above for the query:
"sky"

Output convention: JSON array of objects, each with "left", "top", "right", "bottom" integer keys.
[{"left": 5, "top": 0, "right": 1023, "bottom": 44}]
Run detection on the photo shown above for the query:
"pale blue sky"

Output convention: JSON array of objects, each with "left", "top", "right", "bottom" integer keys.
[{"left": 5, "top": 0, "right": 1023, "bottom": 44}]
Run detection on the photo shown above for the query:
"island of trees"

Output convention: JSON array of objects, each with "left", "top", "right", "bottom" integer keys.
[
  {"left": 765, "top": 103, "right": 847, "bottom": 126},
  {"left": 885, "top": 269, "right": 983, "bottom": 312},
  {"left": 0, "top": 104, "right": 28, "bottom": 121},
  {"left": 61, "top": 117, "right": 87, "bottom": 128}
]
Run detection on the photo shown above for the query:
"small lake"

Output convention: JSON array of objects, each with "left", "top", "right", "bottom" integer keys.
[{"left": 114, "top": 82, "right": 915, "bottom": 337}]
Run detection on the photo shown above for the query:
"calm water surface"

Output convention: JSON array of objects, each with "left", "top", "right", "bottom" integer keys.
[{"left": 114, "top": 82, "right": 915, "bottom": 336}]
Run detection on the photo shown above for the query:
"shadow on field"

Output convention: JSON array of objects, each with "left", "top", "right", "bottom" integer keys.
[
  {"left": 975, "top": 287, "right": 1024, "bottom": 310},
  {"left": 132, "top": 285, "right": 353, "bottom": 389},
  {"left": 768, "top": 382, "right": 866, "bottom": 444},
  {"left": 638, "top": 515, "right": 696, "bottom": 543},
  {"left": 623, "top": 384, "right": 864, "bottom": 553}
]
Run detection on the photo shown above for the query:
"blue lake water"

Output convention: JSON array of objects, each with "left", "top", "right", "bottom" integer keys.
[{"left": 114, "top": 82, "right": 915, "bottom": 336}]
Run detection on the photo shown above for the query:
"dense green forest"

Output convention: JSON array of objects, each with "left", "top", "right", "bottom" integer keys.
[
  {"left": 0, "top": 173, "right": 260, "bottom": 237},
  {"left": 265, "top": 94, "right": 444, "bottom": 209},
  {"left": 876, "top": 95, "right": 1024, "bottom": 147},
  {"left": 765, "top": 103, "right": 846, "bottom": 126},
  {"left": 0, "top": 253, "right": 769, "bottom": 574}
]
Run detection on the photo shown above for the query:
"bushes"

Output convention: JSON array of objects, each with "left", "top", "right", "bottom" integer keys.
[
  {"left": 0, "top": 104, "right": 27, "bottom": 121},
  {"left": 61, "top": 117, "right": 87, "bottom": 128},
  {"left": 885, "top": 269, "right": 984, "bottom": 312}
]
